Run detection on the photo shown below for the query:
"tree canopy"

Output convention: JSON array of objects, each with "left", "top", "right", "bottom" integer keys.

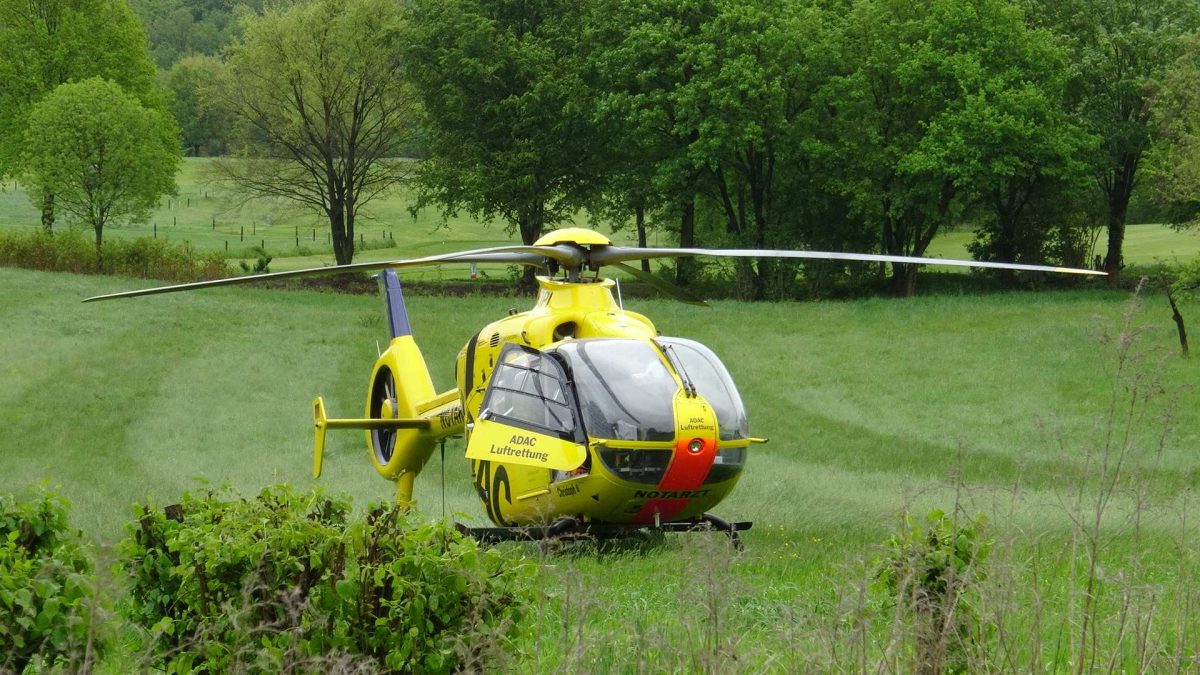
[
  {"left": 1026, "top": 0, "right": 1200, "bottom": 282},
  {"left": 0, "top": 0, "right": 161, "bottom": 229},
  {"left": 1148, "top": 33, "right": 1200, "bottom": 225},
  {"left": 9, "top": 0, "right": 1198, "bottom": 297},
  {"left": 403, "top": 0, "right": 601, "bottom": 284},
  {"left": 20, "top": 78, "right": 180, "bottom": 260},
  {"left": 161, "top": 55, "right": 233, "bottom": 156}
]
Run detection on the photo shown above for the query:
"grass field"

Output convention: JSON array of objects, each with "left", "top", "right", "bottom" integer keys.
[{"left": 3, "top": 265, "right": 1199, "bottom": 669}]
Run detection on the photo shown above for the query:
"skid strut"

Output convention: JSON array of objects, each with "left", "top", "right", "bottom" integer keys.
[{"left": 460, "top": 514, "right": 751, "bottom": 547}]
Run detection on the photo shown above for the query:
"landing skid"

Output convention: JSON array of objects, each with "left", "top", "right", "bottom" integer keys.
[{"left": 458, "top": 513, "right": 751, "bottom": 549}]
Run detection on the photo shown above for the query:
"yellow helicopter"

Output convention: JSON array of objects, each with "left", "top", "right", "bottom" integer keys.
[{"left": 86, "top": 227, "right": 1103, "bottom": 543}]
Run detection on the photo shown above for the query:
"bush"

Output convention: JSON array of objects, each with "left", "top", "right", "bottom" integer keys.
[
  {"left": 875, "top": 508, "right": 991, "bottom": 674},
  {"left": 0, "top": 485, "right": 99, "bottom": 673},
  {"left": 119, "top": 484, "right": 532, "bottom": 673},
  {"left": 0, "top": 229, "right": 230, "bottom": 282}
]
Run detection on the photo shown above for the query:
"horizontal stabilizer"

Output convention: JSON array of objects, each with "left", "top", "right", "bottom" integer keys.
[{"left": 311, "top": 396, "right": 431, "bottom": 478}]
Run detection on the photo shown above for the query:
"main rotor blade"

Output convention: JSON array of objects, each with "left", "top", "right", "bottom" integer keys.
[
  {"left": 612, "top": 262, "right": 709, "bottom": 307},
  {"left": 83, "top": 245, "right": 580, "bottom": 302},
  {"left": 590, "top": 246, "right": 1106, "bottom": 276}
]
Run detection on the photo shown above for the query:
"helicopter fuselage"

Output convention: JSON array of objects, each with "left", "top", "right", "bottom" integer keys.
[{"left": 451, "top": 276, "right": 755, "bottom": 527}]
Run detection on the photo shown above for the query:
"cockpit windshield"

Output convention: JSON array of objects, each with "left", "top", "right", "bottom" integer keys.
[
  {"left": 552, "top": 339, "right": 677, "bottom": 441},
  {"left": 658, "top": 337, "right": 749, "bottom": 440}
]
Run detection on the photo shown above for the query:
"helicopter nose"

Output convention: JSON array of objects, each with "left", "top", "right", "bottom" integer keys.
[{"left": 662, "top": 436, "right": 716, "bottom": 490}]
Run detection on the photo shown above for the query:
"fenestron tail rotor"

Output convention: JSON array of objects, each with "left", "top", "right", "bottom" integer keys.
[{"left": 83, "top": 226, "right": 1104, "bottom": 303}]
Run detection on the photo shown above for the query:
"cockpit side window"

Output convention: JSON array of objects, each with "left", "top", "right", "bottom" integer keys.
[
  {"left": 658, "top": 338, "right": 749, "bottom": 440},
  {"left": 553, "top": 340, "right": 677, "bottom": 441},
  {"left": 481, "top": 345, "right": 579, "bottom": 442}
]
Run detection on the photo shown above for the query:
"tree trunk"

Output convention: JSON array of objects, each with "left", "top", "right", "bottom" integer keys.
[
  {"left": 749, "top": 174, "right": 769, "bottom": 300},
  {"left": 1168, "top": 289, "right": 1189, "bottom": 358},
  {"left": 41, "top": 191, "right": 55, "bottom": 233},
  {"left": 994, "top": 202, "right": 1018, "bottom": 287},
  {"left": 329, "top": 202, "right": 354, "bottom": 266},
  {"left": 94, "top": 220, "right": 104, "bottom": 272},
  {"left": 517, "top": 206, "right": 542, "bottom": 292},
  {"left": 675, "top": 198, "right": 696, "bottom": 286},
  {"left": 882, "top": 212, "right": 918, "bottom": 297},
  {"left": 1103, "top": 160, "right": 1136, "bottom": 286},
  {"left": 635, "top": 205, "right": 649, "bottom": 273},
  {"left": 889, "top": 263, "right": 918, "bottom": 297},
  {"left": 1103, "top": 210, "right": 1125, "bottom": 286}
]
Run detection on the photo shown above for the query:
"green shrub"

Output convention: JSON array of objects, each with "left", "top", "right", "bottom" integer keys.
[
  {"left": 875, "top": 508, "right": 991, "bottom": 674},
  {"left": 0, "top": 229, "right": 230, "bottom": 282},
  {"left": 119, "top": 484, "right": 532, "bottom": 673},
  {"left": 238, "top": 244, "right": 272, "bottom": 274},
  {"left": 0, "top": 486, "right": 98, "bottom": 673}
]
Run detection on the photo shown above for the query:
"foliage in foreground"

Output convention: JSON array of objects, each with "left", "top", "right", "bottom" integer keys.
[
  {"left": 0, "top": 229, "right": 230, "bottom": 282},
  {"left": 0, "top": 485, "right": 98, "bottom": 673},
  {"left": 119, "top": 484, "right": 533, "bottom": 673},
  {"left": 875, "top": 509, "right": 991, "bottom": 674}
]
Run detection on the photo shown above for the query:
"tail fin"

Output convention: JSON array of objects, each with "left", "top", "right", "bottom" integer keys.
[
  {"left": 381, "top": 269, "right": 412, "bottom": 339},
  {"left": 310, "top": 270, "right": 464, "bottom": 505}
]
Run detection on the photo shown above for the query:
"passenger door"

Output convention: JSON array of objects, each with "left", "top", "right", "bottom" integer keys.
[{"left": 465, "top": 344, "right": 588, "bottom": 471}]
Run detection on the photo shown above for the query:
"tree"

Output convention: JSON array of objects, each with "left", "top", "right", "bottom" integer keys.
[
  {"left": 829, "top": 0, "right": 1089, "bottom": 295},
  {"left": 20, "top": 78, "right": 180, "bottom": 262},
  {"left": 128, "top": 0, "right": 261, "bottom": 69},
  {"left": 403, "top": 0, "right": 600, "bottom": 287},
  {"left": 1026, "top": 0, "right": 1200, "bottom": 283},
  {"left": 584, "top": 0, "right": 838, "bottom": 297},
  {"left": 942, "top": 9, "right": 1098, "bottom": 278},
  {"left": 1147, "top": 33, "right": 1200, "bottom": 225},
  {"left": 215, "top": 0, "right": 416, "bottom": 266},
  {"left": 0, "top": 0, "right": 160, "bottom": 230},
  {"left": 162, "top": 55, "right": 234, "bottom": 156}
]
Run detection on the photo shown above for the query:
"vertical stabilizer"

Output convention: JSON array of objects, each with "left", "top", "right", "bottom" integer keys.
[{"left": 380, "top": 269, "right": 412, "bottom": 338}]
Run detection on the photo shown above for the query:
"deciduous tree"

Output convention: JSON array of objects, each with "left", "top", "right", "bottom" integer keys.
[
  {"left": 162, "top": 55, "right": 233, "bottom": 156},
  {"left": 830, "top": 0, "right": 1088, "bottom": 295},
  {"left": 1147, "top": 33, "right": 1200, "bottom": 226},
  {"left": 21, "top": 78, "right": 180, "bottom": 263},
  {"left": 403, "top": 0, "right": 599, "bottom": 288},
  {"left": 0, "top": 0, "right": 159, "bottom": 230},
  {"left": 585, "top": 0, "right": 838, "bottom": 297},
  {"left": 1026, "top": 0, "right": 1200, "bottom": 283},
  {"left": 216, "top": 0, "right": 416, "bottom": 265}
]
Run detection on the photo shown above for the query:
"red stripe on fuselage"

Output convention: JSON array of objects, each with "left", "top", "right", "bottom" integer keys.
[
  {"left": 633, "top": 498, "right": 689, "bottom": 523},
  {"left": 632, "top": 436, "right": 716, "bottom": 524},
  {"left": 660, "top": 436, "right": 715, "bottom": 490}
]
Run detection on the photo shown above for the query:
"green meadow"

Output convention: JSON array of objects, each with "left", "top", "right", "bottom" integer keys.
[{"left": 3, "top": 263, "right": 1199, "bottom": 669}]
